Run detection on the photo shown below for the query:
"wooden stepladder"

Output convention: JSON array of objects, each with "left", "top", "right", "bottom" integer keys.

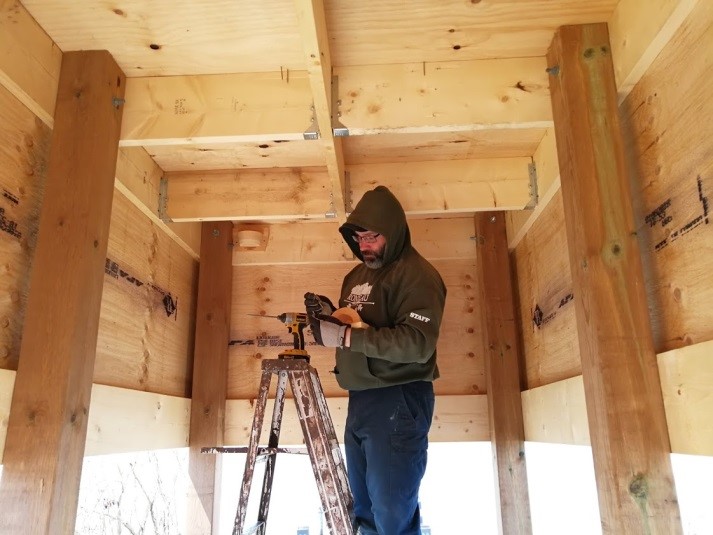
[{"left": 204, "top": 355, "right": 354, "bottom": 535}]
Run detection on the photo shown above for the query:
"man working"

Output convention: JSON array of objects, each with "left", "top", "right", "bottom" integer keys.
[{"left": 304, "top": 185, "right": 447, "bottom": 535}]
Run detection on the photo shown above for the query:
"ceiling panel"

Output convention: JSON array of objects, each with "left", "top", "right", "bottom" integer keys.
[{"left": 21, "top": 0, "right": 306, "bottom": 76}]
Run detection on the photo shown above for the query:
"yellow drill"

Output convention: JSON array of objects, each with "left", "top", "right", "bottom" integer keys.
[{"left": 249, "top": 312, "right": 310, "bottom": 359}]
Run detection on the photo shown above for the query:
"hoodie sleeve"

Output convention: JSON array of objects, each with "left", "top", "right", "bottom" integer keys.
[{"left": 348, "top": 264, "right": 446, "bottom": 364}]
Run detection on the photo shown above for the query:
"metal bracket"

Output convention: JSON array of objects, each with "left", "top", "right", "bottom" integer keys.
[
  {"left": 303, "top": 104, "right": 320, "bottom": 140},
  {"left": 331, "top": 75, "right": 349, "bottom": 137},
  {"left": 524, "top": 162, "right": 539, "bottom": 209},
  {"left": 158, "top": 176, "right": 172, "bottom": 223},
  {"left": 325, "top": 191, "right": 337, "bottom": 219},
  {"left": 344, "top": 171, "right": 353, "bottom": 214}
]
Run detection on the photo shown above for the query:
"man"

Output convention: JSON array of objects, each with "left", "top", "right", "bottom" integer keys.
[{"left": 304, "top": 185, "right": 446, "bottom": 535}]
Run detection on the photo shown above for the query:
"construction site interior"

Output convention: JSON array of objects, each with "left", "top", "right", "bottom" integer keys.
[{"left": 0, "top": 0, "right": 711, "bottom": 533}]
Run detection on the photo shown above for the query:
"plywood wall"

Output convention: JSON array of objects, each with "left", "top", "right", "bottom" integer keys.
[
  {"left": 229, "top": 238, "right": 485, "bottom": 400},
  {"left": 0, "top": 84, "right": 50, "bottom": 372},
  {"left": 93, "top": 189, "right": 199, "bottom": 397},
  {"left": 512, "top": 0, "right": 712, "bottom": 390},
  {"left": 620, "top": 0, "right": 713, "bottom": 354}
]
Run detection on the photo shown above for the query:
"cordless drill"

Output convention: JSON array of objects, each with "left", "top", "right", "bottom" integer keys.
[{"left": 276, "top": 312, "right": 310, "bottom": 360}]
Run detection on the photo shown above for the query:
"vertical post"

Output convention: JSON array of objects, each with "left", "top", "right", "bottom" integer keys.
[
  {"left": 0, "top": 51, "right": 125, "bottom": 534},
  {"left": 547, "top": 23, "right": 681, "bottom": 533},
  {"left": 475, "top": 212, "right": 532, "bottom": 534},
  {"left": 188, "top": 221, "right": 233, "bottom": 534}
]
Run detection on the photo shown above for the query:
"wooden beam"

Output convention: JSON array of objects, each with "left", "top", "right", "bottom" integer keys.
[
  {"left": 294, "top": 0, "right": 346, "bottom": 218},
  {"left": 0, "top": 51, "right": 125, "bottom": 535},
  {"left": 115, "top": 147, "right": 201, "bottom": 259},
  {"left": 547, "top": 23, "right": 681, "bottom": 533},
  {"left": 475, "top": 212, "right": 531, "bottom": 534},
  {"left": 506, "top": 128, "right": 561, "bottom": 250},
  {"left": 609, "top": 0, "right": 699, "bottom": 101},
  {"left": 119, "top": 59, "right": 552, "bottom": 147},
  {"left": 164, "top": 158, "right": 531, "bottom": 221},
  {"left": 121, "top": 72, "right": 313, "bottom": 146},
  {"left": 188, "top": 222, "right": 233, "bottom": 533},
  {"left": 335, "top": 58, "right": 552, "bottom": 135},
  {"left": 0, "top": 0, "right": 61, "bottom": 127}
]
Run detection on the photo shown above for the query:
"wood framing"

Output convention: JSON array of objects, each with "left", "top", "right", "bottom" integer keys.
[
  {"left": 475, "top": 212, "right": 531, "bottom": 534},
  {"left": 547, "top": 24, "right": 681, "bottom": 533},
  {"left": 187, "top": 221, "right": 233, "bottom": 533},
  {"left": 0, "top": 51, "right": 125, "bottom": 534}
]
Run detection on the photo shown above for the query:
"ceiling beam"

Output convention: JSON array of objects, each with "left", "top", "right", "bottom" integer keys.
[
  {"left": 120, "top": 58, "right": 553, "bottom": 148},
  {"left": 164, "top": 157, "right": 532, "bottom": 222},
  {"left": 294, "top": 0, "right": 346, "bottom": 218}
]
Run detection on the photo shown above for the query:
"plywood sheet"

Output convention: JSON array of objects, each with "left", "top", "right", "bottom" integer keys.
[
  {"left": 94, "top": 190, "right": 198, "bottom": 397},
  {"left": 228, "top": 258, "right": 484, "bottom": 399},
  {"left": 511, "top": 189, "right": 580, "bottom": 389},
  {"left": 0, "top": 84, "right": 51, "bottom": 372},
  {"left": 621, "top": 0, "right": 713, "bottom": 353}
]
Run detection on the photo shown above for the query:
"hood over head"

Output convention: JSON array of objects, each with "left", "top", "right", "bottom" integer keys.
[{"left": 339, "top": 186, "right": 410, "bottom": 264}]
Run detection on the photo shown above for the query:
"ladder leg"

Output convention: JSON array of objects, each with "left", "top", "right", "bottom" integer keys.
[
  {"left": 255, "top": 370, "right": 288, "bottom": 534},
  {"left": 234, "top": 368, "right": 272, "bottom": 535},
  {"left": 289, "top": 368, "right": 354, "bottom": 535}
]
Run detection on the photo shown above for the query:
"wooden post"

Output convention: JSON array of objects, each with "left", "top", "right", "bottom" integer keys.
[
  {"left": 547, "top": 24, "right": 682, "bottom": 533},
  {"left": 475, "top": 212, "right": 532, "bottom": 535},
  {"left": 0, "top": 51, "right": 125, "bottom": 534},
  {"left": 187, "top": 221, "right": 233, "bottom": 534}
]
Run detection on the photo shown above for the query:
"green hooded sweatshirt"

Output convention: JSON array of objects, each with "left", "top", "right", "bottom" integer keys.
[{"left": 334, "top": 186, "right": 447, "bottom": 391}]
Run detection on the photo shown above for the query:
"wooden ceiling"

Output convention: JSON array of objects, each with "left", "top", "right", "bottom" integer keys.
[{"left": 20, "top": 0, "right": 620, "bottom": 222}]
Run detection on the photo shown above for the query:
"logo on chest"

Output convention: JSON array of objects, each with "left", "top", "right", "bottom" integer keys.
[{"left": 345, "top": 282, "right": 374, "bottom": 312}]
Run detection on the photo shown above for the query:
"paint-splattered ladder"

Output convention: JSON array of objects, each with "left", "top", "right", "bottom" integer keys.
[{"left": 203, "top": 356, "right": 354, "bottom": 535}]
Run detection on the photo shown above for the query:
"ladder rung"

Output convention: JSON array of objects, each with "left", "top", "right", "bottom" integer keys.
[
  {"left": 202, "top": 446, "right": 307, "bottom": 456},
  {"left": 242, "top": 521, "right": 265, "bottom": 535}
]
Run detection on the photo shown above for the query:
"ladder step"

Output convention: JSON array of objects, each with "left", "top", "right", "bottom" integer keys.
[
  {"left": 241, "top": 521, "right": 265, "bottom": 535},
  {"left": 202, "top": 446, "right": 307, "bottom": 456}
]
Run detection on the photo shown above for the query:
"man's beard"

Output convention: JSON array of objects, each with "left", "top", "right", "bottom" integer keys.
[{"left": 362, "top": 246, "right": 385, "bottom": 269}]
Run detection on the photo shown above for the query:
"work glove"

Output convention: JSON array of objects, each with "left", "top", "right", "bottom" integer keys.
[
  {"left": 304, "top": 292, "right": 336, "bottom": 317},
  {"left": 308, "top": 313, "right": 348, "bottom": 348}
]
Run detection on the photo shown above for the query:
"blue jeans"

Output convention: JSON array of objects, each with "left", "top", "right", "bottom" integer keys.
[{"left": 345, "top": 381, "right": 435, "bottom": 535}]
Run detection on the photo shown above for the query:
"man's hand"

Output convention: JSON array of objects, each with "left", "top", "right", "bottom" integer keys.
[
  {"left": 304, "top": 292, "right": 336, "bottom": 316},
  {"left": 309, "top": 313, "right": 348, "bottom": 348}
]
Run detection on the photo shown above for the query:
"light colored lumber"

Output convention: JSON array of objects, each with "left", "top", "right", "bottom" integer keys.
[
  {"left": 0, "top": 83, "right": 52, "bottom": 371},
  {"left": 165, "top": 167, "right": 333, "bottom": 222},
  {"left": 0, "top": 0, "right": 61, "bottom": 127},
  {"left": 0, "top": 368, "right": 13, "bottom": 462},
  {"left": 657, "top": 341, "right": 713, "bottom": 457},
  {"left": 548, "top": 23, "right": 681, "bottom": 532},
  {"left": 225, "top": 394, "right": 489, "bottom": 446},
  {"left": 521, "top": 375, "right": 590, "bottom": 446},
  {"left": 115, "top": 147, "right": 200, "bottom": 259},
  {"left": 293, "top": 0, "right": 346, "bottom": 218},
  {"left": 21, "top": 0, "right": 305, "bottom": 77},
  {"left": 148, "top": 139, "right": 326, "bottom": 172},
  {"left": 164, "top": 158, "right": 531, "bottom": 221},
  {"left": 349, "top": 158, "right": 533, "bottom": 214},
  {"left": 188, "top": 222, "right": 234, "bottom": 532},
  {"left": 621, "top": 0, "right": 713, "bottom": 353},
  {"left": 228, "top": 259, "right": 485, "bottom": 400},
  {"left": 327, "top": 1, "right": 617, "bottom": 67},
  {"left": 609, "top": 0, "right": 699, "bottom": 101},
  {"left": 506, "top": 128, "right": 560, "bottom": 250},
  {"left": 0, "top": 51, "right": 125, "bottom": 535},
  {"left": 335, "top": 58, "right": 552, "bottom": 135},
  {"left": 475, "top": 212, "right": 532, "bottom": 534},
  {"left": 511, "top": 189, "right": 579, "bottom": 389},
  {"left": 94, "top": 189, "right": 198, "bottom": 397},
  {"left": 344, "top": 129, "right": 545, "bottom": 165},
  {"left": 85, "top": 384, "right": 191, "bottom": 456},
  {"left": 232, "top": 217, "right": 477, "bottom": 265},
  {"left": 121, "top": 71, "right": 314, "bottom": 146}
]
